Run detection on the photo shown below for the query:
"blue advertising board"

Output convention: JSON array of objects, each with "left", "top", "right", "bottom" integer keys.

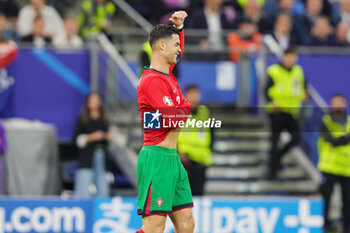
[
  {"left": 0, "top": 197, "right": 323, "bottom": 233},
  {"left": 0, "top": 49, "right": 90, "bottom": 141},
  {"left": 93, "top": 197, "right": 323, "bottom": 233},
  {"left": 0, "top": 198, "right": 93, "bottom": 233}
]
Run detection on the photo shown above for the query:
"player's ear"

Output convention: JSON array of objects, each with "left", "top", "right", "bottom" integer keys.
[{"left": 159, "top": 40, "right": 166, "bottom": 51}]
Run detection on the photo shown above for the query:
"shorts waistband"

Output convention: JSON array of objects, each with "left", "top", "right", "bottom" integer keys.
[{"left": 142, "top": 145, "right": 177, "bottom": 155}]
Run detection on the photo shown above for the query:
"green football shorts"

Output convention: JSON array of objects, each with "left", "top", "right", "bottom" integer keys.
[{"left": 137, "top": 145, "right": 193, "bottom": 215}]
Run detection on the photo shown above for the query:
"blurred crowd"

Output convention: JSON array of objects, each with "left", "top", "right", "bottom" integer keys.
[
  {"left": 0, "top": 0, "right": 116, "bottom": 48},
  {"left": 1, "top": 0, "right": 350, "bottom": 52},
  {"left": 129, "top": 0, "right": 350, "bottom": 60},
  {"left": 130, "top": 0, "right": 350, "bottom": 46}
]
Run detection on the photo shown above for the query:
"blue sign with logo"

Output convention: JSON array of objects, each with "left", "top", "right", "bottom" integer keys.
[
  {"left": 93, "top": 197, "right": 323, "bottom": 233},
  {"left": 93, "top": 197, "right": 140, "bottom": 232},
  {"left": 143, "top": 110, "right": 161, "bottom": 129},
  {"left": 0, "top": 198, "right": 93, "bottom": 233},
  {"left": 0, "top": 197, "right": 323, "bottom": 233}
]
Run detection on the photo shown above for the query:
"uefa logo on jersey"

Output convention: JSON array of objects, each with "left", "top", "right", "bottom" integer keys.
[
  {"left": 143, "top": 110, "right": 162, "bottom": 129},
  {"left": 163, "top": 96, "right": 173, "bottom": 106}
]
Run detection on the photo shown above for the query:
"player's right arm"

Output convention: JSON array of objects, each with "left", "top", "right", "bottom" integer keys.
[{"left": 169, "top": 11, "right": 187, "bottom": 73}]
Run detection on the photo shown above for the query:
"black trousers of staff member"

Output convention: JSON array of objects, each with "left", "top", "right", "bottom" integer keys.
[
  {"left": 183, "top": 161, "right": 207, "bottom": 196},
  {"left": 320, "top": 172, "right": 350, "bottom": 233},
  {"left": 268, "top": 112, "right": 300, "bottom": 179}
]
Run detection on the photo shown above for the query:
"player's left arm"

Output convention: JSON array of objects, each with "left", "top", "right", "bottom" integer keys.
[{"left": 169, "top": 11, "right": 187, "bottom": 73}]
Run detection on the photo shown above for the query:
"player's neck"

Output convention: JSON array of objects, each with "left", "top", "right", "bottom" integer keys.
[{"left": 150, "top": 56, "right": 170, "bottom": 75}]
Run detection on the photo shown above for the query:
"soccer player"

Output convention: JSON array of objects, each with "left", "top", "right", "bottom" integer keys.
[{"left": 136, "top": 11, "right": 195, "bottom": 233}]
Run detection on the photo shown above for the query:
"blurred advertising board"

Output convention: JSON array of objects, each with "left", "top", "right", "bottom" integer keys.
[
  {"left": 0, "top": 197, "right": 323, "bottom": 233},
  {"left": 0, "top": 198, "right": 93, "bottom": 233}
]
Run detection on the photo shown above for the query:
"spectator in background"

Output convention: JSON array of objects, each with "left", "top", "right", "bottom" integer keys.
[
  {"left": 297, "top": 0, "right": 324, "bottom": 44},
  {"left": 333, "top": 0, "right": 350, "bottom": 40},
  {"left": 264, "top": 0, "right": 306, "bottom": 44},
  {"left": 234, "top": 0, "right": 271, "bottom": 33},
  {"left": 0, "top": 120, "right": 7, "bottom": 195},
  {"left": 74, "top": 92, "right": 112, "bottom": 198},
  {"left": 0, "top": 0, "right": 19, "bottom": 29},
  {"left": 265, "top": 0, "right": 304, "bottom": 22},
  {"left": 188, "top": 0, "right": 235, "bottom": 54},
  {"left": 308, "top": 16, "right": 336, "bottom": 46},
  {"left": 227, "top": 17, "right": 262, "bottom": 62},
  {"left": 265, "top": 0, "right": 294, "bottom": 23},
  {"left": 263, "top": 13, "right": 297, "bottom": 56},
  {"left": 178, "top": 85, "right": 213, "bottom": 196},
  {"left": 265, "top": 46, "right": 307, "bottom": 180},
  {"left": 21, "top": 15, "right": 51, "bottom": 47},
  {"left": 338, "top": 0, "right": 350, "bottom": 26},
  {"left": 53, "top": 15, "right": 83, "bottom": 49},
  {"left": 335, "top": 21, "right": 350, "bottom": 46},
  {"left": 318, "top": 94, "right": 350, "bottom": 233},
  {"left": 78, "top": 0, "right": 116, "bottom": 40},
  {"left": 17, "top": 0, "right": 64, "bottom": 38}
]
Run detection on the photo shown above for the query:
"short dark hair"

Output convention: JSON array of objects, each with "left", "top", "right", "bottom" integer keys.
[
  {"left": 149, "top": 24, "right": 180, "bottom": 48},
  {"left": 276, "top": 12, "right": 291, "bottom": 22},
  {"left": 185, "top": 84, "right": 199, "bottom": 93},
  {"left": 283, "top": 45, "right": 298, "bottom": 55}
]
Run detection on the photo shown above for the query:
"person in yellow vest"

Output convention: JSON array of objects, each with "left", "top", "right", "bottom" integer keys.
[
  {"left": 139, "top": 41, "right": 179, "bottom": 77},
  {"left": 178, "top": 85, "right": 213, "bottom": 196},
  {"left": 318, "top": 94, "right": 350, "bottom": 233},
  {"left": 265, "top": 46, "right": 307, "bottom": 179},
  {"left": 78, "top": 0, "right": 116, "bottom": 40}
]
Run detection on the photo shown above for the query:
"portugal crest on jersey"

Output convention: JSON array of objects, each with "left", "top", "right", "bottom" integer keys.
[
  {"left": 163, "top": 96, "right": 173, "bottom": 106},
  {"left": 156, "top": 197, "right": 164, "bottom": 208}
]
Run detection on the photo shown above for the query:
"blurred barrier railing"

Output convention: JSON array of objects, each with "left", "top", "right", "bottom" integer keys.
[
  {"left": 93, "top": 33, "right": 140, "bottom": 191},
  {"left": 97, "top": 33, "right": 139, "bottom": 89},
  {"left": 111, "top": 0, "right": 153, "bottom": 32}
]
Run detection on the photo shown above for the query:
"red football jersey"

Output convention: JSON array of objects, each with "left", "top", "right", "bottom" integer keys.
[{"left": 137, "top": 28, "right": 191, "bottom": 145}]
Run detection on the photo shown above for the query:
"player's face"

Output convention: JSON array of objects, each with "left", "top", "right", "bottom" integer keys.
[{"left": 164, "top": 34, "right": 181, "bottom": 65}]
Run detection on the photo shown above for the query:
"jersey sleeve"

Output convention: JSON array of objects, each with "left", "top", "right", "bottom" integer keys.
[
  {"left": 177, "top": 85, "right": 191, "bottom": 109},
  {"left": 169, "top": 28, "right": 184, "bottom": 73},
  {"left": 146, "top": 77, "right": 190, "bottom": 129}
]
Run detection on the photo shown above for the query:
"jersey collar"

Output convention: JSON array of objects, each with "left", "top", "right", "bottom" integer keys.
[{"left": 144, "top": 66, "right": 170, "bottom": 76}]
